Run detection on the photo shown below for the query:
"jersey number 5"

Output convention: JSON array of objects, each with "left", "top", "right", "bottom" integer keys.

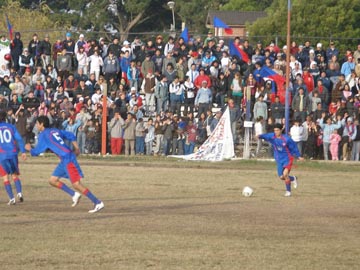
[{"left": 52, "top": 132, "right": 65, "bottom": 145}]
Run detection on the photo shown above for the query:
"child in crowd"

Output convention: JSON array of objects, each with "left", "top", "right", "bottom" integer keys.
[
  {"left": 329, "top": 129, "right": 341, "bottom": 161},
  {"left": 144, "top": 118, "right": 155, "bottom": 155}
]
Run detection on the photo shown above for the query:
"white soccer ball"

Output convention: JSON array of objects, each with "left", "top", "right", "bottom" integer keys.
[{"left": 242, "top": 186, "right": 254, "bottom": 197}]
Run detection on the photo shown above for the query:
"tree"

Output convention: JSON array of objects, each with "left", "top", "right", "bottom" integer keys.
[
  {"left": 46, "top": 0, "right": 167, "bottom": 41},
  {"left": 0, "top": 1, "right": 66, "bottom": 42},
  {"left": 249, "top": 0, "right": 360, "bottom": 51},
  {"left": 221, "top": 0, "right": 272, "bottom": 11}
]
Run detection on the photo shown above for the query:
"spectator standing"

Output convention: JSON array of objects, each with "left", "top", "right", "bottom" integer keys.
[
  {"left": 103, "top": 51, "right": 119, "bottom": 82},
  {"left": 37, "top": 34, "right": 52, "bottom": 70},
  {"left": 292, "top": 87, "right": 310, "bottom": 123},
  {"left": 329, "top": 129, "right": 341, "bottom": 161},
  {"left": 135, "top": 118, "right": 145, "bottom": 155},
  {"left": 319, "top": 113, "right": 342, "bottom": 160},
  {"left": 122, "top": 112, "right": 136, "bottom": 156},
  {"left": 88, "top": 50, "right": 103, "bottom": 81},
  {"left": 11, "top": 32, "right": 23, "bottom": 71},
  {"left": 195, "top": 81, "right": 212, "bottom": 118},
  {"left": 340, "top": 116, "right": 356, "bottom": 160},
  {"left": 56, "top": 48, "right": 72, "bottom": 80},
  {"left": 155, "top": 75, "right": 169, "bottom": 114},
  {"left": 28, "top": 34, "right": 39, "bottom": 67},
  {"left": 153, "top": 115, "right": 164, "bottom": 156},
  {"left": 253, "top": 95, "right": 268, "bottom": 122},
  {"left": 140, "top": 70, "right": 157, "bottom": 116},
  {"left": 76, "top": 47, "right": 88, "bottom": 76},
  {"left": 144, "top": 118, "right": 155, "bottom": 155},
  {"left": 109, "top": 110, "right": 125, "bottom": 155}
]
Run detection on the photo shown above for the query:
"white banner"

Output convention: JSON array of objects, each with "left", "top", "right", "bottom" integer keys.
[{"left": 173, "top": 107, "right": 234, "bottom": 161}]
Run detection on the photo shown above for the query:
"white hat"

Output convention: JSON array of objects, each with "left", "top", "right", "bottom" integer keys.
[
  {"left": 131, "top": 86, "right": 136, "bottom": 91},
  {"left": 123, "top": 40, "right": 130, "bottom": 45},
  {"left": 79, "top": 97, "right": 84, "bottom": 101},
  {"left": 283, "top": 45, "right": 287, "bottom": 50},
  {"left": 79, "top": 34, "right": 84, "bottom": 38},
  {"left": 317, "top": 43, "right": 322, "bottom": 48},
  {"left": 309, "top": 49, "right": 315, "bottom": 54}
]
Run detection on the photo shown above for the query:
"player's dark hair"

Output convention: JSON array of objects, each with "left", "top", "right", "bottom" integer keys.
[
  {"left": 274, "top": 123, "right": 283, "bottom": 130},
  {"left": 0, "top": 111, "right": 6, "bottom": 122},
  {"left": 37, "top": 115, "right": 50, "bottom": 128}
]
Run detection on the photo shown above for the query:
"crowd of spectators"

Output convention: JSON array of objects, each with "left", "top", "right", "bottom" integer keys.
[{"left": 1, "top": 30, "right": 360, "bottom": 160}]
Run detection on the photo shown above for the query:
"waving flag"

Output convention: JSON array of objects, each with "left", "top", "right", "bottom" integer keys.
[
  {"left": 213, "top": 16, "right": 233, "bottom": 35},
  {"left": 5, "top": 14, "right": 13, "bottom": 41},
  {"left": 260, "top": 65, "right": 285, "bottom": 89},
  {"left": 229, "top": 41, "right": 250, "bottom": 63},
  {"left": 180, "top": 27, "right": 189, "bottom": 44}
]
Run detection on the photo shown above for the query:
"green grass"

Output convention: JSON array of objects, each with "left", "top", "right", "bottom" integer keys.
[{"left": 0, "top": 157, "right": 359, "bottom": 269}]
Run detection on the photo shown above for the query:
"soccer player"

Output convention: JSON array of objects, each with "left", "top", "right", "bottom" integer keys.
[
  {"left": 0, "top": 111, "right": 27, "bottom": 205},
  {"left": 258, "top": 123, "right": 304, "bottom": 196},
  {"left": 25, "top": 116, "right": 104, "bottom": 213}
]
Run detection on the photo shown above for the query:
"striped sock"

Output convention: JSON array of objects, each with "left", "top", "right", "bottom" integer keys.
[
  {"left": 57, "top": 182, "right": 75, "bottom": 197},
  {"left": 285, "top": 180, "right": 291, "bottom": 192},
  {"left": 82, "top": 189, "right": 101, "bottom": 204},
  {"left": 13, "top": 178, "right": 22, "bottom": 193},
  {"left": 4, "top": 180, "right": 14, "bottom": 199},
  {"left": 289, "top": 176, "right": 295, "bottom": 181}
]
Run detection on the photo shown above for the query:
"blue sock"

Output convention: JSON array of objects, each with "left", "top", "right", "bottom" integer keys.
[
  {"left": 83, "top": 189, "right": 101, "bottom": 204},
  {"left": 285, "top": 181, "right": 291, "bottom": 192},
  {"left": 4, "top": 181, "right": 14, "bottom": 199},
  {"left": 57, "top": 182, "right": 75, "bottom": 197},
  {"left": 14, "top": 178, "right": 22, "bottom": 193},
  {"left": 289, "top": 176, "right": 295, "bottom": 181}
]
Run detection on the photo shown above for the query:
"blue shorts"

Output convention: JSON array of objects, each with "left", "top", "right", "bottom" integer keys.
[
  {"left": 52, "top": 155, "right": 84, "bottom": 183},
  {"left": 276, "top": 156, "right": 294, "bottom": 177},
  {"left": 0, "top": 157, "right": 20, "bottom": 177}
]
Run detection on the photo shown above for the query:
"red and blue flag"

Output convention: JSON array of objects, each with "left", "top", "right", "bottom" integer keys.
[
  {"left": 229, "top": 41, "right": 250, "bottom": 63},
  {"left": 6, "top": 15, "right": 13, "bottom": 40},
  {"left": 213, "top": 16, "right": 233, "bottom": 35}
]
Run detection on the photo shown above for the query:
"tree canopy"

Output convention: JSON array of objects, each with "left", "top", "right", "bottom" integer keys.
[{"left": 248, "top": 0, "right": 360, "bottom": 50}]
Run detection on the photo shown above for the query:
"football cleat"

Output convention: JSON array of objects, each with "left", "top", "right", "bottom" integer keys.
[
  {"left": 88, "top": 201, "right": 104, "bottom": 213},
  {"left": 71, "top": 192, "right": 82, "bottom": 207},
  {"left": 7, "top": 198, "right": 16, "bottom": 205},
  {"left": 17, "top": 193, "right": 24, "bottom": 203},
  {"left": 293, "top": 176, "right": 298, "bottom": 189}
]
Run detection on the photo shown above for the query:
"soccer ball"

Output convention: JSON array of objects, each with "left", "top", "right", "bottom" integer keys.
[{"left": 242, "top": 186, "right": 254, "bottom": 197}]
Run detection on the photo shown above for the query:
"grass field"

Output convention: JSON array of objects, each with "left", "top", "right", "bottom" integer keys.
[{"left": 0, "top": 157, "right": 359, "bottom": 270}]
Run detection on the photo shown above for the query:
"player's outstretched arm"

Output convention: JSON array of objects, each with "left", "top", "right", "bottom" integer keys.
[{"left": 72, "top": 141, "right": 80, "bottom": 156}]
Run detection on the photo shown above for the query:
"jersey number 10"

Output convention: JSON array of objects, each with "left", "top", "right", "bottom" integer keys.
[{"left": 0, "top": 129, "right": 12, "bottom": 143}]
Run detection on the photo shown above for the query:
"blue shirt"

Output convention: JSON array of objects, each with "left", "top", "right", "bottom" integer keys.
[
  {"left": 0, "top": 122, "right": 25, "bottom": 160},
  {"left": 259, "top": 133, "right": 300, "bottom": 162},
  {"left": 30, "top": 128, "right": 76, "bottom": 158},
  {"left": 195, "top": 87, "right": 212, "bottom": 105}
]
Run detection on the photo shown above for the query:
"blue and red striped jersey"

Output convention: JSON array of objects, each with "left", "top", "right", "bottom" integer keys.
[
  {"left": 30, "top": 128, "right": 76, "bottom": 157},
  {"left": 0, "top": 122, "right": 25, "bottom": 160}
]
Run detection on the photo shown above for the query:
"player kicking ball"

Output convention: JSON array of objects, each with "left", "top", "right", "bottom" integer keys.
[
  {"left": 25, "top": 116, "right": 104, "bottom": 213},
  {"left": 257, "top": 123, "right": 304, "bottom": 197},
  {"left": 0, "top": 111, "right": 26, "bottom": 205}
]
